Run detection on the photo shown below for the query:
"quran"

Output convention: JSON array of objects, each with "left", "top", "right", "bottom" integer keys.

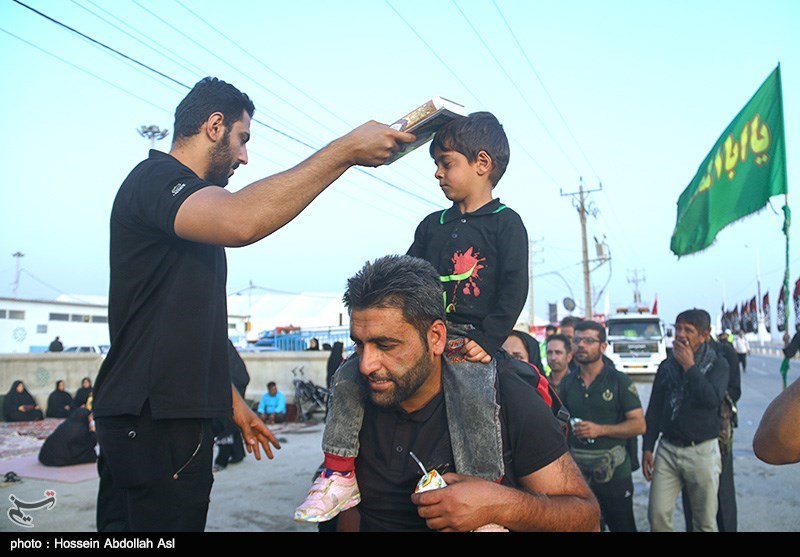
[{"left": 385, "top": 96, "right": 467, "bottom": 164}]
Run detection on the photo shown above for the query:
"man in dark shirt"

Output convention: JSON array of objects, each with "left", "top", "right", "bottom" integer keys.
[
  {"left": 48, "top": 337, "right": 63, "bottom": 352},
  {"left": 683, "top": 336, "right": 741, "bottom": 531},
  {"left": 558, "top": 320, "right": 645, "bottom": 532},
  {"left": 560, "top": 316, "right": 583, "bottom": 374},
  {"left": 642, "top": 308, "right": 729, "bottom": 532},
  {"left": 92, "top": 76, "right": 415, "bottom": 532},
  {"left": 333, "top": 254, "right": 599, "bottom": 532}
]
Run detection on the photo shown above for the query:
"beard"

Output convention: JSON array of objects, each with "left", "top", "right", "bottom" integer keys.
[
  {"left": 206, "top": 128, "right": 235, "bottom": 186},
  {"left": 367, "top": 350, "right": 435, "bottom": 408},
  {"left": 574, "top": 350, "right": 602, "bottom": 366}
]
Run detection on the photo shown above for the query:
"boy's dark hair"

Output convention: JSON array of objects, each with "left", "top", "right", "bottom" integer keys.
[
  {"left": 267, "top": 381, "right": 276, "bottom": 389},
  {"left": 343, "top": 254, "right": 444, "bottom": 347},
  {"left": 574, "top": 320, "right": 607, "bottom": 343},
  {"left": 173, "top": 77, "right": 255, "bottom": 142},
  {"left": 429, "top": 111, "right": 510, "bottom": 187},
  {"left": 676, "top": 308, "right": 711, "bottom": 333},
  {"left": 546, "top": 333, "right": 572, "bottom": 354},
  {"left": 560, "top": 315, "right": 583, "bottom": 329}
]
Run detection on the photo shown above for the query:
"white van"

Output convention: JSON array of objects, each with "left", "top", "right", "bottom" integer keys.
[{"left": 604, "top": 310, "right": 666, "bottom": 376}]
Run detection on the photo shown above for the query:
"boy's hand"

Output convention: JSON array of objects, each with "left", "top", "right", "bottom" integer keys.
[{"left": 463, "top": 339, "right": 491, "bottom": 363}]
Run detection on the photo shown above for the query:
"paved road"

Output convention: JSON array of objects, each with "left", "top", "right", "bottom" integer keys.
[
  {"left": 629, "top": 352, "right": 800, "bottom": 532},
  {"left": 0, "top": 354, "right": 797, "bottom": 536}
]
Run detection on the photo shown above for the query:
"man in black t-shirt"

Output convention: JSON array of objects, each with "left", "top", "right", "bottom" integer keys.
[
  {"left": 331, "top": 254, "right": 599, "bottom": 532},
  {"left": 92, "top": 77, "right": 415, "bottom": 532}
]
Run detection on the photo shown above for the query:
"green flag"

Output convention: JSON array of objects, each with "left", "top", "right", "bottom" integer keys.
[{"left": 671, "top": 65, "right": 788, "bottom": 256}]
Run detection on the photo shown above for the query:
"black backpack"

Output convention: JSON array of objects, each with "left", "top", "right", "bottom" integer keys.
[
  {"left": 560, "top": 368, "right": 640, "bottom": 472},
  {"left": 497, "top": 351, "right": 570, "bottom": 434}
]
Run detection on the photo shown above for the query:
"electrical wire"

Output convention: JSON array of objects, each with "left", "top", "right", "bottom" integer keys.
[{"left": 10, "top": 0, "right": 440, "bottom": 210}]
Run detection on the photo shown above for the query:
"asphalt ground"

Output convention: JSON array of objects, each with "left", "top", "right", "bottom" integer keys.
[{"left": 0, "top": 353, "right": 797, "bottom": 548}]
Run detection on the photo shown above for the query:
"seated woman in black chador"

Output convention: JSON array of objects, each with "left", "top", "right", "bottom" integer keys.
[
  {"left": 3, "top": 380, "right": 45, "bottom": 422},
  {"left": 38, "top": 407, "right": 97, "bottom": 467},
  {"left": 73, "top": 377, "right": 93, "bottom": 409},
  {"left": 46, "top": 380, "right": 75, "bottom": 418}
]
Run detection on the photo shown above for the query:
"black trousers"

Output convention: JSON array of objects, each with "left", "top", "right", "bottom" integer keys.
[
  {"left": 590, "top": 474, "right": 638, "bottom": 532},
  {"left": 95, "top": 402, "right": 214, "bottom": 532},
  {"left": 682, "top": 438, "right": 737, "bottom": 532},
  {"left": 215, "top": 429, "right": 245, "bottom": 467},
  {"left": 737, "top": 353, "right": 747, "bottom": 372}
]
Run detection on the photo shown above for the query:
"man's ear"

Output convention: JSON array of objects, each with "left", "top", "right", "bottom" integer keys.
[
  {"left": 429, "top": 319, "right": 448, "bottom": 357},
  {"left": 204, "top": 112, "right": 226, "bottom": 142},
  {"left": 475, "top": 150, "right": 493, "bottom": 177}
]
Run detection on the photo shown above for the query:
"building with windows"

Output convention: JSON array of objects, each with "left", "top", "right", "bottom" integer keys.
[
  {"left": 0, "top": 291, "right": 349, "bottom": 354},
  {"left": 0, "top": 296, "right": 112, "bottom": 353}
]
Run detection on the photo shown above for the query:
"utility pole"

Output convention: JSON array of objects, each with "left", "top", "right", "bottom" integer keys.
[
  {"left": 11, "top": 251, "right": 24, "bottom": 298},
  {"left": 628, "top": 268, "right": 646, "bottom": 306},
  {"left": 561, "top": 177, "right": 602, "bottom": 318},
  {"left": 137, "top": 125, "right": 169, "bottom": 150},
  {"left": 528, "top": 238, "right": 543, "bottom": 328}
]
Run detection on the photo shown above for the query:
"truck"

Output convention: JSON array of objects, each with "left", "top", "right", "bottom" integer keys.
[{"left": 604, "top": 308, "right": 666, "bottom": 376}]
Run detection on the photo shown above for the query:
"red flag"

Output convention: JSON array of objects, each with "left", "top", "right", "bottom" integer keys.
[
  {"left": 652, "top": 294, "right": 658, "bottom": 315},
  {"left": 762, "top": 291, "right": 771, "bottom": 333},
  {"left": 777, "top": 283, "right": 786, "bottom": 332}
]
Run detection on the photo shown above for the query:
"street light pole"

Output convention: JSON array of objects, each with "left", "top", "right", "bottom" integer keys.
[
  {"left": 11, "top": 251, "right": 24, "bottom": 298},
  {"left": 137, "top": 125, "right": 169, "bottom": 150}
]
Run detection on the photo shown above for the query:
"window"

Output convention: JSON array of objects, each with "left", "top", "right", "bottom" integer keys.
[
  {"left": 50, "top": 313, "right": 69, "bottom": 321},
  {"left": 8, "top": 310, "right": 24, "bottom": 320},
  {"left": 91, "top": 315, "right": 108, "bottom": 324},
  {"left": 71, "top": 314, "right": 84, "bottom": 322},
  {"left": 608, "top": 320, "right": 662, "bottom": 339},
  {"left": 0, "top": 309, "right": 6, "bottom": 319},
  {"left": 37, "top": 324, "right": 47, "bottom": 334}
]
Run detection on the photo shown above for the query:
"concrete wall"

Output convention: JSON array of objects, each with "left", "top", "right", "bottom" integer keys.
[{"left": 0, "top": 351, "right": 331, "bottom": 416}]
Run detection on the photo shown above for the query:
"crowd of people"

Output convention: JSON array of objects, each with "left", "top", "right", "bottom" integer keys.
[
  {"left": 3, "top": 377, "right": 94, "bottom": 423},
  {"left": 5, "top": 74, "right": 791, "bottom": 533}
]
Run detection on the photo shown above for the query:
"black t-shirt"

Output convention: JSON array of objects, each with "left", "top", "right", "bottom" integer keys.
[
  {"left": 355, "top": 360, "right": 568, "bottom": 532},
  {"left": 407, "top": 198, "right": 529, "bottom": 356},
  {"left": 93, "top": 150, "right": 232, "bottom": 420}
]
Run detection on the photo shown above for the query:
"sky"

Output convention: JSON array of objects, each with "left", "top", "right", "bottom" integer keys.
[{"left": 1, "top": 0, "right": 799, "bottom": 337}]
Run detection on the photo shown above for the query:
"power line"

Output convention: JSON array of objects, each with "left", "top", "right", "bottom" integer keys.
[
  {"left": 492, "top": 0, "right": 601, "bottom": 182},
  {"left": 73, "top": 0, "right": 208, "bottom": 79},
  {"left": 0, "top": 26, "right": 170, "bottom": 113},
  {"left": 131, "top": 0, "right": 341, "bottom": 141},
  {"left": 453, "top": 0, "right": 582, "bottom": 176},
  {"left": 10, "top": 0, "right": 439, "bottom": 209},
  {"left": 385, "top": 0, "right": 562, "bottom": 188},
  {"left": 12, "top": 0, "right": 189, "bottom": 89},
  {"left": 173, "top": 0, "right": 353, "bottom": 131}
]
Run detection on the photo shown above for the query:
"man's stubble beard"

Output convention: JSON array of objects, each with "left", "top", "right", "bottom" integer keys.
[
  {"left": 207, "top": 128, "right": 233, "bottom": 186},
  {"left": 574, "top": 350, "right": 602, "bottom": 366},
  {"left": 368, "top": 349, "right": 435, "bottom": 408}
]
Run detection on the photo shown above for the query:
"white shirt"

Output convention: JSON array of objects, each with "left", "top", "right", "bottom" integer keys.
[{"left": 733, "top": 335, "right": 750, "bottom": 354}]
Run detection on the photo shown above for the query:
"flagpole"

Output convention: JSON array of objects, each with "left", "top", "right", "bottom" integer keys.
[
  {"left": 780, "top": 193, "right": 791, "bottom": 389},
  {"left": 756, "top": 249, "right": 766, "bottom": 345}
]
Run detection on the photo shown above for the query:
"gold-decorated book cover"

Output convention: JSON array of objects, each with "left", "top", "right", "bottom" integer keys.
[{"left": 385, "top": 96, "right": 467, "bottom": 164}]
